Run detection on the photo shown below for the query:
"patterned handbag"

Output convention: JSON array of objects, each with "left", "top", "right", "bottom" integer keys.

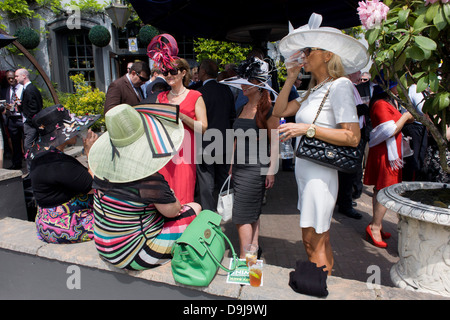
[{"left": 295, "top": 85, "right": 363, "bottom": 174}]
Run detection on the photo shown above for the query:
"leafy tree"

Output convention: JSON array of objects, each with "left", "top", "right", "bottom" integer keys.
[
  {"left": 194, "top": 38, "right": 252, "bottom": 70},
  {"left": 359, "top": 0, "right": 450, "bottom": 173}
]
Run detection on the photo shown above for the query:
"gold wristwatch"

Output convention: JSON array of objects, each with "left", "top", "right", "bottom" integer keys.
[{"left": 306, "top": 124, "right": 316, "bottom": 138}]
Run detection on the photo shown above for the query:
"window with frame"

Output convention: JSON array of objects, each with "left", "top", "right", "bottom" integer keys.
[{"left": 67, "top": 32, "right": 96, "bottom": 89}]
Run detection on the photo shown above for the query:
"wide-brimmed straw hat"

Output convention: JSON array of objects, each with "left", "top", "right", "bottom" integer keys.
[
  {"left": 88, "top": 103, "right": 184, "bottom": 183},
  {"left": 220, "top": 57, "right": 278, "bottom": 97},
  {"left": 279, "top": 13, "right": 369, "bottom": 74},
  {"left": 28, "top": 104, "right": 100, "bottom": 159}
]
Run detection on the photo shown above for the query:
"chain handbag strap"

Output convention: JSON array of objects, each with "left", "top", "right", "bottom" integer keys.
[{"left": 311, "top": 82, "right": 333, "bottom": 125}]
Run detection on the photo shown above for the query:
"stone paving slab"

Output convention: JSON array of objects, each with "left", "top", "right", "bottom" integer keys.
[
  {"left": 0, "top": 217, "right": 446, "bottom": 300},
  {"left": 2, "top": 147, "right": 447, "bottom": 299}
]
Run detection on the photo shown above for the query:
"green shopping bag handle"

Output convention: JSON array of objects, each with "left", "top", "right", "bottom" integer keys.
[{"left": 199, "top": 225, "right": 244, "bottom": 273}]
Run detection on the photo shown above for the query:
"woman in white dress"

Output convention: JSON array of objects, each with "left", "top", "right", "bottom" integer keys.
[{"left": 273, "top": 13, "right": 369, "bottom": 275}]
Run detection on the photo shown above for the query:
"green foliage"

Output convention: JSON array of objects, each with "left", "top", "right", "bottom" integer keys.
[
  {"left": 14, "top": 26, "right": 40, "bottom": 49},
  {"left": 67, "top": 0, "right": 106, "bottom": 14},
  {"left": 194, "top": 38, "right": 252, "bottom": 70},
  {"left": 363, "top": 0, "right": 449, "bottom": 171},
  {"left": 65, "top": 74, "right": 105, "bottom": 130},
  {"left": 365, "top": 1, "right": 449, "bottom": 115},
  {"left": 88, "top": 25, "right": 111, "bottom": 47},
  {"left": 0, "top": 0, "right": 106, "bottom": 30},
  {"left": 138, "top": 25, "right": 159, "bottom": 46},
  {"left": 0, "top": 0, "right": 36, "bottom": 20}
]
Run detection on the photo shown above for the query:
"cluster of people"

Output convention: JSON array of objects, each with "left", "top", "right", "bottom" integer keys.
[
  {"left": 24, "top": 33, "right": 275, "bottom": 272},
  {"left": 13, "top": 15, "right": 448, "bottom": 279},
  {"left": 0, "top": 68, "right": 43, "bottom": 171}
]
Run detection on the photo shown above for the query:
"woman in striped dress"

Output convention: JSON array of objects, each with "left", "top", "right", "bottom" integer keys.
[
  {"left": 88, "top": 104, "right": 201, "bottom": 270},
  {"left": 93, "top": 174, "right": 200, "bottom": 270}
]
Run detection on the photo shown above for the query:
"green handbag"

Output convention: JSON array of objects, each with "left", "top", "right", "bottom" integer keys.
[{"left": 171, "top": 210, "right": 241, "bottom": 286}]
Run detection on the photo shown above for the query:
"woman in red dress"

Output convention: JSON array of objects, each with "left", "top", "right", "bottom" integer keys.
[
  {"left": 157, "top": 58, "right": 207, "bottom": 204},
  {"left": 364, "top": 85, "right": 414, "bottom": 248}
]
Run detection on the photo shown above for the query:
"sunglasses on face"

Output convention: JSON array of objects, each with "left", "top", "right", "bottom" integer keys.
[
  {"left": 137, "top": 74, "right": 149, "bottom": 82},
  {"left": 361, "top": 78, "right": 370, "bottom": 82},
  {"left": 162, "top": 68, "right": 180, "bottom": 76},
  {"left": 301, "top": 47, "right": 325, "bottom": 57}
]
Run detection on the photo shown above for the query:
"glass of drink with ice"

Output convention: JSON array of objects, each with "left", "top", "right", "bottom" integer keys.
[
  {"left": 249, "top": 260, "right": 263, "bottom": 287},
  {"left": 244, "top": 244, "right": 258, "bottom": 267}
]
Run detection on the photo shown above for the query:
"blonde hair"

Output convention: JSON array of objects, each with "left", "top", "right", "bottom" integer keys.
[{"left": 300, "top": 52, "right": 346, "bottom": 103}]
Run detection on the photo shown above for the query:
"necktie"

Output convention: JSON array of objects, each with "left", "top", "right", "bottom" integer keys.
[
  {"left": 11, "top": 86, "right": 16, "bottom": 103},
  {"left": 136, "top": 86, "right": 143, "bottom": 100},
  {"left": 11, "top": 87, "right": 18, "bottom": 113}
]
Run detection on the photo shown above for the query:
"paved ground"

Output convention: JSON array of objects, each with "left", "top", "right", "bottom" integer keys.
[
  {"left": 221, "top": 167, "right": 401, "bottom": 288},
  {"left": 5, "top": 149, "right": 399, "bottom": 288}
]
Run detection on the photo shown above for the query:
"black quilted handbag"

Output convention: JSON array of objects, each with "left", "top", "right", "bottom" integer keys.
[
  {"left": 295, "top": 84, "right": 362, "bottom": 174},
  {"left": 296, "top": 136, "right": 362, "bottom": 173}
]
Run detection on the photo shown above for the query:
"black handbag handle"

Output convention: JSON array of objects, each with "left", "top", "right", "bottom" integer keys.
[{"left": 199, "top": 225, "right": 243, "bottom": 273}]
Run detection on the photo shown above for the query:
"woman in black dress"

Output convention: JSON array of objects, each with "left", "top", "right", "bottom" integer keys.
[{"left": 221, "top": 57, "right": 279, "bottom": 258}]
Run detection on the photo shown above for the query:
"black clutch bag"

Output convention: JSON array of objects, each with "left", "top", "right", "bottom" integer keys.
[{"left": 295, "top": 83, "right": 362, "bottom": 174}]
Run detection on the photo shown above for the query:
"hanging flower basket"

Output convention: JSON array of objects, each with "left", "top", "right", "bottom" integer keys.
[
  {"left": 88, "top": 25, "right": 111, "bottom": 48},
  {"left": 14, "top": 27, "right": 40, "bottom": 50},
  {"left": 138, "top": 25, "right": 159, "bottom": 46}
]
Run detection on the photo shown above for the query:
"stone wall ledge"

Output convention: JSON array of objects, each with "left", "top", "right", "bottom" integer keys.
[{"left": 0, "top": 217, "right": 446, "bottom": 300}]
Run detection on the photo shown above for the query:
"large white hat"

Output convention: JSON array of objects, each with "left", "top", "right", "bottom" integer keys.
[{"left": 279, "top": 13, "right": 369, "bottom": 74}]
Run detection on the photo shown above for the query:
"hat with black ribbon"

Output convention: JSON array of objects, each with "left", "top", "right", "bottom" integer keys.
[
  {"left": 220, "top": 56, "right": 278, "bottom": 97},
  {"left": 88, "top": 103, "right": 184, "bottom": 183},
  {"left": 28, "top": 104, "right": 100, "bottom": 159}
]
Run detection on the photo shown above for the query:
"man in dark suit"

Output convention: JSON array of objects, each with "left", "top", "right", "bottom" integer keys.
[
  {"left": 196, "top": 59, "right": 236, "bottom": 211},
  {"left": 5, "top": 70, "right": 24, "bottom": 169},
  {"left": 143, "top": 67, "right": 170, "bottom": 103},
  {"left": 15, "top": 68, "right": 42, "bottom": 170},
  {"left": 104, "top": 61, "right": 150, "bottom": 114}
]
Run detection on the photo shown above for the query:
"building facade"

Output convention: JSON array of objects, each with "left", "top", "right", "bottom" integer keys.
[{"left": 0, "top": 3, "right": 196, "bottom": 99}]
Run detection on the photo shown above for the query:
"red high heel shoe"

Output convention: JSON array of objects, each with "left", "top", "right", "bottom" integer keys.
[
  {"left": 380, "top": 229, "right": 391, "bottom": 239},
  {"left": 365, "top": 225, "right": 387, "bottom": 248}
]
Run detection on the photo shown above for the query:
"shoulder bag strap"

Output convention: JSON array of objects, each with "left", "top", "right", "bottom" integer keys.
[
  {"left": 311, "top": 83, "right": 333, "bottom": 125},
  {"left": 200, "top": 226, "right": 243, "bottom": 273}
]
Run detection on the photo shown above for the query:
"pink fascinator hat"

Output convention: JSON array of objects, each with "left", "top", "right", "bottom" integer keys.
[{"left": 147, "top": 33, "right": 179, "bottom": 71}]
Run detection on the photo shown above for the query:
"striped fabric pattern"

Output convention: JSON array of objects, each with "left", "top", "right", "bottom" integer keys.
[
  {"left": 93, "top": 192, "right": 195, "bottom": 270},
  {"left": 135, "top": 104, "right": 179, "bottom": 158},
  {"left": 141, "top": 113, "right": 174, "bottom": 157},
  {"left": 135, "top": 104, "right": 179, "bottom": 123}
]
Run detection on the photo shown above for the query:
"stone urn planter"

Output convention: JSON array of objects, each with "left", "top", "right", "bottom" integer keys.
[{"left": 377, "top": 182, "right": 450, "bottom": 297}]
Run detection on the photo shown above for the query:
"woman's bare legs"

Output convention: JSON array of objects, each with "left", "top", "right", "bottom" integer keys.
[
  {"left": 369, "top": 188, "right": 387, "bottom": 242},
  {"left": 302, "top": 227, "right": 333, "bottom": 275},
  {"left": 236, "top": 219, "right": 260, "bottom": 259}
]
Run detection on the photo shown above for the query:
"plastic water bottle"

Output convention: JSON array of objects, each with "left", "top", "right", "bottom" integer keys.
[{"left": 279, "top": 118, "right": 294, "bottom": 159}]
